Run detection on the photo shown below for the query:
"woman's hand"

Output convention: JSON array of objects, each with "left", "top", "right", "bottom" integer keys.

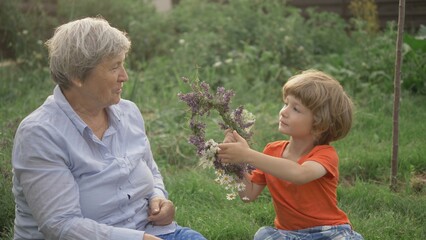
[
  {"left": 218, "top": 130, "right": 250, "bottom": 164},
  {"left": 148, "top": 197, "right": 175, "bottom": 226},
  {"left": 143, "top": 233, "right": 162, "bottom": 240}
]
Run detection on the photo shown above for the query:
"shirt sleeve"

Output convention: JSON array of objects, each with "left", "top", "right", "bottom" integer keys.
[
  {"left": 249, "top": 141, "right": 286, "bottom": 185},
  {"left": 143, "top": 137, "right": 168, "bottom": 199},
  {"left": 304, "top": 145, "right": 339, "bottom": 178},
  {"left": 130, "top": 102, "right": 168, "bottom": 200},
  {"left": 250, "top": 169, "right": 267, "bottom": 185},
  {"left": 249, "top": 143, "right": 273, "bottom": 185},
  {"left": 12, "top": 121, "right": 144, "bottom": 240}
]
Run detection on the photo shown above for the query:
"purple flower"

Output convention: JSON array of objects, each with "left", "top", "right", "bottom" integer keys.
[{"left": 189, "top": 135, "right": 206, "bottom": 155}]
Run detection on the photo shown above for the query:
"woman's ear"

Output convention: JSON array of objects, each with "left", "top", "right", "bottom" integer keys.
[{"left": 71, "top": 78, "right": 83, "bottom": 88}]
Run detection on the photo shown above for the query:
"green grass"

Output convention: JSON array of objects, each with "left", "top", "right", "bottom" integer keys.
[
  {"left": 163, "top": 167, "right": 426, "bottom": 240},
  {"left": 5, "top": 67, "right": 425, "bottom": 240},
  {"left": 163, "top": 168, "right": 274, "bottom": 240},
  {"left": 1, "top": 50, "right": 426, "bottom": 240}
]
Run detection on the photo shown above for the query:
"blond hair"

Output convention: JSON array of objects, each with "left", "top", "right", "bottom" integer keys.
[
  {"left": 45, "top": 17, "right": 131, "bottom": 89},
  {"left": 283, "top": 69, "right": 353, "bottom": 145}
]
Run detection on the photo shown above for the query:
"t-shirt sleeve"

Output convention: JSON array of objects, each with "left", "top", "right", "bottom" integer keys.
[
  {"left": 305, "top": 145, "right": 339, "bottom": 178},
  {"left": 249, "top": 142, "right": 281, "bottom": 185},
  {"left": 250, "top": 169, "right": 267, "bottom": 185}
]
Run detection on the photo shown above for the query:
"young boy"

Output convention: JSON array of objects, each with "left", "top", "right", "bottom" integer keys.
[{"left": 218, "top": 70, "right": 363, "bottom": 240}]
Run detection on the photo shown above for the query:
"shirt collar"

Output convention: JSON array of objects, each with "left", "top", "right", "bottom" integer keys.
[{"left": 53, "top": 85, "right": 123, "bottom": 136}]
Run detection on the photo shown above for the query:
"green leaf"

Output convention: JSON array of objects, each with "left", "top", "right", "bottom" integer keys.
[{"left": 404, "top": 34, "right": 426, "bottom": 52}]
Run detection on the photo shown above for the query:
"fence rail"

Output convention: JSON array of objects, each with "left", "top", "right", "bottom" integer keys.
[{"left": 287, "top": 0, "right": 426, "bottom": 30}]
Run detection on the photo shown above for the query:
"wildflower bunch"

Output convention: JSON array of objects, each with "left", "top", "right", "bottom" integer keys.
[{"left": 178, "top": 76, "right": 255, "bottom": 200}]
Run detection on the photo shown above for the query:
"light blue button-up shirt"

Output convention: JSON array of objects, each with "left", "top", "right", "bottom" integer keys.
[{"left": 12, "top": 86, "right": 177, "bottom": 240}]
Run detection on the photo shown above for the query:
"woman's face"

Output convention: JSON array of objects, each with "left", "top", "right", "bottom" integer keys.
[
  {"left": 278, "top": 95, "right": 314, "bottom": 140},
  {"left": 79, "top": 52, "right": 128, "bottom": 108}
]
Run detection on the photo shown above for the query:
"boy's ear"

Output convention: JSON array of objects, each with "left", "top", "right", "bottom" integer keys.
[{"left": 311, "top": 129, "right": 322, "bottom": 143}]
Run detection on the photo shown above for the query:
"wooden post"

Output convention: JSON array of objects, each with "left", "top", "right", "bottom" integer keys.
[{"left": 390, "top": 0, "right": 405, "bottom": 191}]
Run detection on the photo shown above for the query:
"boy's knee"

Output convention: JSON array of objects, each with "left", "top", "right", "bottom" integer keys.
[{"left": 253, "top": 226, "right": 277, "bottom": 240}]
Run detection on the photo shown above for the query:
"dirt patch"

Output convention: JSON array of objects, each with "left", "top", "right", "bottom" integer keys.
[{"left": 410, "top": 173, "right": 426, "bottom": 193}]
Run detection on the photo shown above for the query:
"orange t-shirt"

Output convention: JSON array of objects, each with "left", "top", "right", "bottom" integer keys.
[{"left": 250, "top": 140, "right": 350, "bottom": 230}]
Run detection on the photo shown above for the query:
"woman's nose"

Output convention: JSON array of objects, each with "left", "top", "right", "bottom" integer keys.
[{"left": 119, "top": 67, "right": 128, "bottom": 82}]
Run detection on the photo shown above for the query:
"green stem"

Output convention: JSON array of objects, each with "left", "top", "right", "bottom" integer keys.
[{"left": 214, "top": 104, "right": 250, "bottom": 141}]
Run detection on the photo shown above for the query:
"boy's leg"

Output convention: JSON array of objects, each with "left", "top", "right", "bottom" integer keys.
[
  {"left": 302, "top": 224, "right": 364, "bottom": 240},
  {"left": 254, "top": 225, "right": 364, "bottom": 240},
  {"left": 329, "top": 228, "right": 364, "bottom": 240},
  {"left": 254, "top": 226, "right": 306, "bottom": 240},
  {"left": 254, "top": 226, "right": 282, "bottom": 240}
]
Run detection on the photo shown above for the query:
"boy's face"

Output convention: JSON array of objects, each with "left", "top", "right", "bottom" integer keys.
[{"left": 278, "top": 95, "right": 314, "bottom": 140}]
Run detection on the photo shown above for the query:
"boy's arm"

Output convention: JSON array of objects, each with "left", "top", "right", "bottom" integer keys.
[
  {"left": 241, "top": 148, "right": 326, "bottom": 184},
  {"left": 238, "top": 172, "right": 265, "bottom": 202},
  {"left": 218, "top": 131, "right": 327, "bottom": 185},
  {"left": 221, "top": 129, "right": 264, "bottom": 201}
]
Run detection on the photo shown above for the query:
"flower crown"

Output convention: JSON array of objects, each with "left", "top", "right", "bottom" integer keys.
[{"left": 178, "top": 75, "right": 255, "bottom": 200}]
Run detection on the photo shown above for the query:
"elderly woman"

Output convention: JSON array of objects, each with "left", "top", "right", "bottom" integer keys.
[{"left": 12, "top": 17, "right": 206, "bottom": 240}]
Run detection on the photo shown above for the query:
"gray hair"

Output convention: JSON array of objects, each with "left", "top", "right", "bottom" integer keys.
[{"left": 45, "top": 17, "right": 131, "bottom": 89}]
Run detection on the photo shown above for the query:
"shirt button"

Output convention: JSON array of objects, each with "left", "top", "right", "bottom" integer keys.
[{"left": 127, "top": 218, "right": 132, "bottom": 222}]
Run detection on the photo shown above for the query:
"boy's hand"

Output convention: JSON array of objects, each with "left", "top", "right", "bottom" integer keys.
[
  {"left": 218, "top": 130, "right": 250, "bottom": 163},
  {"left": 223, "top": 129, "right": 237, "bottom": 143}
]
